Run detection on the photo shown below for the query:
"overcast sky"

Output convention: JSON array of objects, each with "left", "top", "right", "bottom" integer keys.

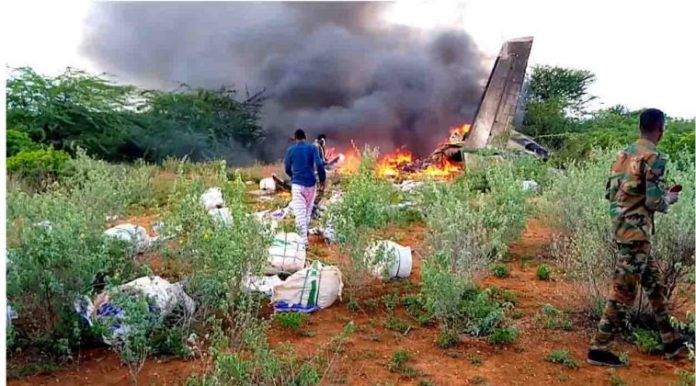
[{"left": 2, "top": 0, "right": 694, "bottom": 118}]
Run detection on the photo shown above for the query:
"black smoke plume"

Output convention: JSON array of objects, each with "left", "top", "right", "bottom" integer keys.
[{"left": 82, "top": 2, "right": 487, "bottom": 163}]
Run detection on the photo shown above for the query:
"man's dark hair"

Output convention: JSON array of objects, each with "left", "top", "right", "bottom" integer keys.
[
  {"left": 317, "top": 134, "right": 326, "bottom": 141},
  {"left": 639, "top": 108, "right": 665, "bottom": 135},
  {"left": 294, "top": 129, "right": 306, "bottom": 140}
]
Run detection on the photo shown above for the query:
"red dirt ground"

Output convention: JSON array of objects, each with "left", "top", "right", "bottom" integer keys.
[{"left": 9, "top": 219, "right": 694, "bottom": 385}]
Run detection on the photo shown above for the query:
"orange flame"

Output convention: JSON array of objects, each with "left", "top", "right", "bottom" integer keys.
[
  {"left": 420, "top": 159, "right": 461, "bottom": 178},
  {"left": 334, "top": 122, "right": 469, "bottom": 179},
  {"left": 448, "top": 124, "right": 470, "bottom": 143},
  {"left": 377, "top": 148, "right": 412, "bottom": 177}
]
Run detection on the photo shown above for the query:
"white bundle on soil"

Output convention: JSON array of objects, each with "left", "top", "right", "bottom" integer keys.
[
  {"left": 75, "top": 276, "right": 195, "bottom": 345},
  {"left": 272, "top": 261, "right": 343, "bottom": 313},
  {"left": 268, "top": 232, "right": 306, "bottom": 273},
  {"left": 366, "top": 240, "right": 413, "bottom": 279},
  {"left": 208, "top": 207, "right": 233, "bottom": 226},
  {"left": 200, "top": 187, "right": 224, "bottom": 210},
  {"left": 259, "top": 177, "right": 276, "bottom": 192},
  {"left": 104, "top": 224, "right": 156, "bottom": 254}
]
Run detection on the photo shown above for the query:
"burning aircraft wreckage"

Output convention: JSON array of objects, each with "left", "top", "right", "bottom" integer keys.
[{"left": 283, "top": 36, "right": 547, "bottom": 184}]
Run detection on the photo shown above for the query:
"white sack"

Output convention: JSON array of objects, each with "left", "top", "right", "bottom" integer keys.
[
  {"left": 200, "top": 187, "right": 224, "bottom": 210},
  {"left": 271, "top": 261, "right": 343, "bottom": 313},
  {"left": 77, "top": 276, "right": 195, "bottom": 346},
  {"left": 366, "top": 240, "right": 412, "bottom": 279},
  {"left": 242, "top": 275, "right": 283, "bottom": 297},
  {"left": 259, "top": 177, "right": 276, "bottom": 192},
  {"left": 268, "top": 232, "right": 306, "bottom": 272},
  {"left": 104, "top": 224, "right": 154, "bottom": 253},
  {"left": 118, "top": 276, "right": 195, "bottom": 317},
  {"left": 208, "top": 207, "right": 233, "bottom": 226},
  {"left": 521, "top": 180, "right": 540, "bottom": 193}
]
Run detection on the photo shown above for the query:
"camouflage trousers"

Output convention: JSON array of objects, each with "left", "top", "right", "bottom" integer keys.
[{"left": 591, "top": 241, "right": 675, "bottom": 350}]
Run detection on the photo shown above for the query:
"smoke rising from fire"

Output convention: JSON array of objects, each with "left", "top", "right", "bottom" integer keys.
[{"left": 81, "top": 2, "right": 487, "bottom": 163}]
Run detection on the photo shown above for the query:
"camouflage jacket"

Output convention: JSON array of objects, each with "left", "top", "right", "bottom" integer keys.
[{"left": 606, "top": 138, "right": 670, "bottom": 243}]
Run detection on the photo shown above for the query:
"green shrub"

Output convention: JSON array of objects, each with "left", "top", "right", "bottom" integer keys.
[
  {"left": 165, "top": 169, "right": 271, "bottom": 347},
  {"left": 389, "top": 349, "right": 409, "bottom": 370},
  {"left": 537, "top": 304, "right": 573, "bottom": 331},
  {"left": 489, "top": 327, "right": 518, "bottom": 345},
  {"left": 492, "top": 264, "right": 510, "bottom": 278},
  {"left": 327, "top": 148, "right": 399, "bottom": 294},
  {"left": 6, "top": 190, "right": 140, "bottom": 357},
  {"left": 6, "top": 128, "right": 40, "bottom": 157},
  {"left": 544, "top": 148, "right": 695, "bottom": 320},
  {"left": 7, "top": 148, "right": 70, "bottom": 184},
  {"left": 632, "top": 328, "right": 661, "bottom": 354},
  {"left": 469, "top": 355, "right": 483, "bottom": 366},
  {"left": 385, "top": 315, "right": 411, "bottom": 334},
  {"left": 388, "top": 349, "right": 421, "bottom": 378},
  {"left": 536, "top": 264, "right": 552, "bottom": 280},
  {"left": 436, "top": 329, "right": 460, "bottom": 349},
  {"left": 96, "top": 292, "right": 160, "bottom": 384},
  {"left": 545, "top": 350, "right": 579, "bottom": 369},
  {"left": 675, "top": 369, "right": 695, "bottom": 386},
  {"left": 186, "top": 323, "right": 336, "bottom": 386},
  {"left": 401, "top": 294, "right": 433, "bottom": 326},
  {"left": 485, "top": 286, "right": 518, "bottom": 305},
  {"left": 274, "top": 313, "right": 309, "bottom": 331},
  {"left": 420, "top": 159, "right": 529, "bottom": 342}
]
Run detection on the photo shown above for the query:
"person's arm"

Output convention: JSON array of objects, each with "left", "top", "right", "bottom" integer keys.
[
  {"left": 644, "top": 153, "right": 670, "bottom": 213},
  {"left": 284, "top": 148, "right": 293, "bottom": 179},
  {"left": 314, "top": 147, "right": 326, "bottom": 184}
]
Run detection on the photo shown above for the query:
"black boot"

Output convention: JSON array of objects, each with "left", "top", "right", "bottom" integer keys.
[
  {"left": 587, "top": 349, "right": 625, "bottom": 367},
  {"left": 664, "top": 338, "right": 687, "bottom": 359}
]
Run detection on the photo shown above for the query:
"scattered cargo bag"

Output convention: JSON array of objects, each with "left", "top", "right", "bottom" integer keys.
[
  {"left": 522, "top": 180, "right": 540, "bottom": 193},
  {"left": 259, "top": 177, "right": 276, "bottom": 192},
  {"left": 208, "top": 207, "right": 233, "bottom": 226},
  {"left": 104, "top": 224, "right": 152, "bottom": 253},
  {"left": 272, "top": 261, "right": 343, "bottom": 313},
  {"left": 75, "top": 276, "right": 195, "bottom": 345},
  {"left": 242, "top": 275, "right": 283, "bottom": 297},
  {"left": 395, "top": 180, "right": 424, "bottom": 193},
  {"left": 268, "top": 232, "right": 306, "bottom": 272},
  {"left": 200, "top": 187, "right": 224, "bottom": 210},
  {"left": 366, "top": 241, "right": 412, "bottom": 279}
]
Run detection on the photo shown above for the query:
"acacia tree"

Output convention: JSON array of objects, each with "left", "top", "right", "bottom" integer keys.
[
  {"left": 6, "top": 67, "right": 267, "bottom": 164},
  {"left": 6, "top": 67, "right": 138, "bottom": 160},
  {"left": 521, "top": 65, "right": 596, "bottom": 141}
]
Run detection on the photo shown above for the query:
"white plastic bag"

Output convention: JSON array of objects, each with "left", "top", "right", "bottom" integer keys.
[
  {"left": 272, "top": 261, "right": 343, "bottom": 313},
  {"left": 522, "top": 180, "right": 540, "bottom": 193},
  {"left": 242, "top": 275, "right": 283, "bottom": 297},
  {"left": 366, "top": 240, "right": 412, "bottom": 279},
  {"left": 208, "top": 207, "right": 233, "bottom": 226},
  {"left": 76, "top": 276, "right": 196, "bottom": 345},
  {"left": 200, "top": 187, "right": 224, "bottom": 210},
  {"left": 118, "top": 276, "right": 195, "bottom": 317},
  {"left": 268, "top": 232, "right": 306, "bottom": 272},
  {"left": 259, "top": 177, "right": 276, "bottom": 192},
  {"left": 104, "top": 224, "right": 153, "bottom": 253}
]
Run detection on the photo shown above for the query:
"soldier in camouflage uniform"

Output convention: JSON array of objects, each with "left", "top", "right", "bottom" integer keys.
[{"left": 587, "top": 108, "right": 685, "bottom": 367}]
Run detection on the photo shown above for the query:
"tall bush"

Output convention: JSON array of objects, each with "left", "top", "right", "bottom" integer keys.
[
  {"left": 542, "top": 148, "right": 695, "bottom": 317},
  {"left": 420, "top": 159, "right": 529, "bottom": 339}
]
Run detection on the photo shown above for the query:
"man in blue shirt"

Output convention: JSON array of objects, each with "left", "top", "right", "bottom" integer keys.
[{"left": 284, "top": 129, "right": 326, "bottom": 246}]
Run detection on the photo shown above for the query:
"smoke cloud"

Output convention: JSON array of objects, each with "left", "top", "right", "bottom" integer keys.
[{"left": 81, "top": 2, "right": 487, "bottom": 163}]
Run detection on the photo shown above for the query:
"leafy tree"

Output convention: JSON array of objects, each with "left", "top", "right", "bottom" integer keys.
[
  {"left": 6, "top": 67, "right": 138, "bottom": 160},
  {"left": 6, "top": 128, "right": 40, "bottom": 157},
  {"left": 133, "top": 86, "right": 266, "bottom": 162},
  {"left": 6, "top": 67, "right": 267, "bottom": 164},
  {"left": 521, "top": 65, "right": 596, "bottom": 141}
]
